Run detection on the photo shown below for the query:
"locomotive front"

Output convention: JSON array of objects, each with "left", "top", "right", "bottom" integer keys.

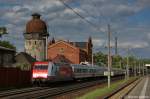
[{"left": 32, "top": 61, "right": 49, "bottom": 83}]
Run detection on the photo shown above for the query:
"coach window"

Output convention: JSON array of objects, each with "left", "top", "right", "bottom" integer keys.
[{"left": 77, "top": 68, "right": 80, "bottom": 73}]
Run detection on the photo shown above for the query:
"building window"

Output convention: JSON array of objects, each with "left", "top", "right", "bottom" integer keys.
[
  {"left": 29, "top": 41, "right": 31, "bottom": 45},
  {"left": 59, "top": 48, "right": 64, "bottom": 54},
  {"left": 3, "top": 54, "right": 13, "bottom": 63},
  {"left": 35, "top": 41, "right": 36, "bottom": 45}
]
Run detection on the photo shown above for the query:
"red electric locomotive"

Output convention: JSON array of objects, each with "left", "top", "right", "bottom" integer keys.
[{"left": 32, "top": 61, "right": 73, "bottom": 84}]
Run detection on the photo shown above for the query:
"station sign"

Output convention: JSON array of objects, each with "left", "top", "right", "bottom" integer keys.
[
  {"left": 145, "top": 64, "right": 150, "bottom": 67},
  {"left": 104, "top": 71, "right": 114, "bottom": 76}
]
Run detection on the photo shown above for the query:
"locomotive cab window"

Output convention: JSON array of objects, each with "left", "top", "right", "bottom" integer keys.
[{"left": 33, "top": 65, "right": 48, "bottom": 70}]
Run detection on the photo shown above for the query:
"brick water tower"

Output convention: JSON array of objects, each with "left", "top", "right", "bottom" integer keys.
[{"left": 24, "top": 13, "right": 49, "bottom": 61}]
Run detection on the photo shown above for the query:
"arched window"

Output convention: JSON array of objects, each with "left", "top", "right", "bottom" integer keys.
[{"left": 59, "top": 48, "right": 64, "bottom": 54}]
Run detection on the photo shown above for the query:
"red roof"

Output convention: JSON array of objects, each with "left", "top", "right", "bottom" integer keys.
[{"left": 26, "top": 13, "right": 47, "bottom": 33}]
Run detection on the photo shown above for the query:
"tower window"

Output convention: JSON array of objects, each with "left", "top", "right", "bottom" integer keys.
[
  {"left": 35, "top": 41, "right": 36, "bottom": 45},
  {"left": 29, "top": 41, "right": 31, "bottom": 45}
]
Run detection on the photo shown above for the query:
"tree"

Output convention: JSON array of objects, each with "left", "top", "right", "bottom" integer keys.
[
  {"left": 0, "top": 41, "right": 16, "bottom": 50},
  {"left": 112, "top": 55, "right": 122, "bottom": 68},
  {"left": 93, "top": 51, "right": 107, "bottom": 66},
  {"left": 93, "top": 51, "right": 150, "bottom": 70}
]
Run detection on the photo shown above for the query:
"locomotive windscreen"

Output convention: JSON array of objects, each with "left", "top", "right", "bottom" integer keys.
[
  {"left": 33, "top": 65, "right": 48, "bottom": 70},
  {"left": 32, "top": 62, "right": 49, "bottom": 78}
]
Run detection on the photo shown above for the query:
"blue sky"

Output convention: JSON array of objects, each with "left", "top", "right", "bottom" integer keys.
[{"left": 0, "top": 0, "right": 150, "bottom": 58}]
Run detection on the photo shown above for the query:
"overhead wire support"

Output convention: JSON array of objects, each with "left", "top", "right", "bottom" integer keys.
[
  {"left": 59, "top": 0, "right": 98, "bottom": 29},
  {"left": 107, "top": 24, "right": 111, "bottom": 88}
]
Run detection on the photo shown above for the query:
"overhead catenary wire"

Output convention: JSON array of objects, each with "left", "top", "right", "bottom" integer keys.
[{"left": 59, "top": 0, "right": 100, "bottom": 30}]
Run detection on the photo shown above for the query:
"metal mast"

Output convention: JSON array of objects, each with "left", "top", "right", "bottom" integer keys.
[{"left": 107, "top": 24, "right": 111, "bottom": 88}]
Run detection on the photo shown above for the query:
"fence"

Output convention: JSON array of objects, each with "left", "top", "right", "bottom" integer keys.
[{"left": 0, "top": 67, "right": 31, "bottom": 87}]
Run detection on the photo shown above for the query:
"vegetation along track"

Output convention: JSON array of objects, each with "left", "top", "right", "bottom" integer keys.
[{"left": 0, "top": 76, "right": 122, "bottom": 99}]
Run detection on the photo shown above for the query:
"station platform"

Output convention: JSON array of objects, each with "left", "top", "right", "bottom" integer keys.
[{"left": 125, "top": 76, "right": 150, "bottom": 99}]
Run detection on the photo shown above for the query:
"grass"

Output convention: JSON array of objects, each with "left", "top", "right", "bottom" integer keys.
[{"left": 77, "top": 77, "right": 136, "bottom": 99}]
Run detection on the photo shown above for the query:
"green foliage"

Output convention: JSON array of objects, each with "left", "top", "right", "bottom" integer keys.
[
  {"left": 0, "top": 40, "right": 16, "bottom": 50},
  {"left": 112, "top": 55, "right": 122, "bottom": 68},
  {"left": 93, "top": 51, "right": 150, "bottom": 68},
  {"left": 16, "top": 63, "right": 30, "bottom": 70},
  {"left": 93, "top": 51, "right": 107, "bottom": 66},
  {"left": 141, "top": 58, "right": 150, "bottom": 64}
]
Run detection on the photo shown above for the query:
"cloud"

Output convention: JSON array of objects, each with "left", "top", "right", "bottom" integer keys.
[
  {"left": 0, "top": 0, "right": 150, "bottom": 57},
  {"left": 118, "top": 41, "right": 149, "bottom": 49},
  {"left": 92, "top": 38, "right": 105, "bottom": 47}
]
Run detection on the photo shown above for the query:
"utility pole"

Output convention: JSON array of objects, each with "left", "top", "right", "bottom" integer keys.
[
  {"left": 142, "top": 62, "right": 144, "bottom": 76},
  {"left": 126, "top": 47, "right": 129, "bottom": 80},
  {"left": 45, "top": 36, "right": 48, "bottom": 60},
  {"left": 134, "top": 61, "right": 137, "bottom": 77},
  {"left": 107, "top": 24, "right": 111, "bottom": 88},
  {"left": 92, "top": 47, "right": 93, "bottom": 66},
  {"left": 138, "top": 59, "right": 141, "bottom": 76},
  {"left": 115, "top": 36, "right": 118, "bottom": 55},
  {"left": 120, "top": 60, "right": 122, "bottom": 69}
]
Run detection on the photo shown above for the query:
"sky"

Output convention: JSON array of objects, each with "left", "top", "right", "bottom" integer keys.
[{"left": 0, "top": 0, "right": 150, "bottom": 58}]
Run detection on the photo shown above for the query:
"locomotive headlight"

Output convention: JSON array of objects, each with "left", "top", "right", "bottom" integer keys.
[
  {"left": 33, "top": 74, "right": 38, "bottom": 78},
  {"left": 33, "top": 73, "right": 48, "bottom": 78}
]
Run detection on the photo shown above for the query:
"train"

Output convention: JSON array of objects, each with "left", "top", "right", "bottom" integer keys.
[{"left": 32, "top": 61, "right": 125, "bottom": 84}]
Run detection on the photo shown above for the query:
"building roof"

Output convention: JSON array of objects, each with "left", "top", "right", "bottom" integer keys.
[
  {"left": 70, "top": 42, "right": 87, "bottom": 49},
  {"left": 48, "top": 40, "right": 79, "bottom": 50},
  {"left": 52, "top": 54, "right": 72, "bottom": 63},
  {"left": 26, "top": 13, "right": 47, "bottom": 34},
  {"left": 15, "top": 52, "right": 36, "bottom": 64},
  {"left": 0, "top": 46, "right": 15, "bottom": 52}
]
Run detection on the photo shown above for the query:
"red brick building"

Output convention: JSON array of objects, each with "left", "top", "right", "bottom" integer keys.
[{"left": 48, "top": 37, "right": 92, "bottom": 64}]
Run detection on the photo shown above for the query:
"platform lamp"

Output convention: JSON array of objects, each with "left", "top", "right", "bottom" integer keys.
[{"left": 0, "top": 27, "right": 8, "bottom": 38}]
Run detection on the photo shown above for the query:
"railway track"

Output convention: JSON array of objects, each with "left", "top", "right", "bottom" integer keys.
[
  {"left": 102, "top": 77, "right": 140, "bottom": 99},
  {"left": 0, "top": 77, "right": 122, "bottom": 99},
  {"left": 0, "top": 87, "right": 50, "bottom": 98}
]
